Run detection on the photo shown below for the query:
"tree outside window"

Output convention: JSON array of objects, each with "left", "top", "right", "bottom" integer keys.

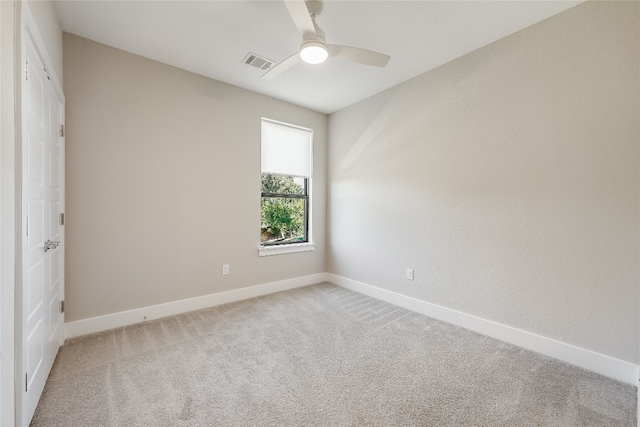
[{"left": 260, "top": 174, "right": 307, "bottom": 244}]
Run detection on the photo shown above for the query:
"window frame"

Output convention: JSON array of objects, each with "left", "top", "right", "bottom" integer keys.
[
  {"left": 259, "top": 118, "right": 315, "bottom": 256},
  {"left": 260, "top": 174, "right": 309, "bottom": 246}
]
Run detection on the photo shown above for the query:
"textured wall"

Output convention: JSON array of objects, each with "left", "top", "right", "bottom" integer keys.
[
  {"left": 327, "top": 1, "right": 639, "bottom": 363},
  {"left": 63, "top": 34, "right": 327, "bottom": 322}
]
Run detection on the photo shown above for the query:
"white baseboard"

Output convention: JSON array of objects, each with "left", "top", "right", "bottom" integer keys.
[
  {"left": 65, "top": 272, "right": 637, "bottom": 387},
  {"left": 327, "top": 273, "right": 638, "bottom": 386},
  {"left": 65, "top": 273, "right": 329, "bottom": 339}
]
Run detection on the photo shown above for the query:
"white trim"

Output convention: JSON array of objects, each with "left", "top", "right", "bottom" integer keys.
[
  {"left": 258, "top": 242, "right": 316, "bottom": 257},
  {"left": 327, "top": 274, "right": 639, "bottom": 386},
  {"left": 0, "top": 2, "right": 17, "bottom": 425},
  {"left": 63, "top": 272, "right": 639, "bottom": 386},
  {"left": 65, "top": 273, "right": 329, "bottom": 339}
]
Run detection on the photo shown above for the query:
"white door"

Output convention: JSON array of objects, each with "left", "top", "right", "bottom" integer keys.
[{"left": 21, "top": 32, "right": 64, "bottom": 426}]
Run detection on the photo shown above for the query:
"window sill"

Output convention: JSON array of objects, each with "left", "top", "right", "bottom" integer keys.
[{"left": 258, "top": 242, "right": 316, "bottom": 257}]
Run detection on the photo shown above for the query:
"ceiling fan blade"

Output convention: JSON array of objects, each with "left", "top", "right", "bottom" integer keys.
[
  {"left": 328, "top": 45, "right": 390, "bottom": 67},
  {"left": 262, "top": 52, "right": 301, "bottom": 80},
  {"left": 283, "top": 0, "right": 316, "bottom": 39}
]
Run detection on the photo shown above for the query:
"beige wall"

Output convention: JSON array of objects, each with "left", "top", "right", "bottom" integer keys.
[
  {"left": 63, "top": 34, "right": 327, "bottom": 322},
  {"left": 62, "top": 1, "right": 639, "bottom": 365},
  {"left": 327, "top": 1, "right": 639, "bottom": 363}
]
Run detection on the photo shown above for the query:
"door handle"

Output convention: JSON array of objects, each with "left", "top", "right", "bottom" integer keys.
[{"left": 44, "top": 240, "right": 60, "bottom": 253}]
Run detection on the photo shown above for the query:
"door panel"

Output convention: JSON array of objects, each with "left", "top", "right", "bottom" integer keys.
[
  {"left": 21, "top": 32, "right": 64, "bottom": 426},
  {"left": 27, "top": 137, "right": 43, "bottom": 184},
  {"left": 47, "top": 288, "right": 60, "bottom": 341},
  {"left": 26, "top": 200, "right": 43, "bottom": 249},
  {"left": 48, "top": 244, "right": 59, "bottom": 291},
  {"left": 26, "top": 59, "right": 43, "bottom": 125},
  {"left": 44, "top": 66, "right": 63, "bottom": 374},
  {"left": 49, "top": 202, "right": 59, "bottom": 244},
  {"left": 25, "top": 319, "right": 43, "bottom": 392},
  {"left": 25, "top": 261, "right": 43, "bottom": 322}
]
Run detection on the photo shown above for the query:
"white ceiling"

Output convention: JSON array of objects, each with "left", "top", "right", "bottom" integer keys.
[{"left": 54, "top": 0, "right": 582, "bottom": 114}]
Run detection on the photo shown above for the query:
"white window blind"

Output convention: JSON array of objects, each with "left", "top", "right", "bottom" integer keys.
[{"left": 261, "top": 119, "right": 312, "bottom": 177}]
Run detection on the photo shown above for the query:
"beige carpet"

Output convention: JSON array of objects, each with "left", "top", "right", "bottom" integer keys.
[{"left": 32, "top": 283, "right": 636, "bottom": 426}]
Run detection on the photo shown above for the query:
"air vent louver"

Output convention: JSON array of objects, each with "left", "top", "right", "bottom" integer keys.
[{"left": 242, "top": 53, "right": 274, "bottom": 71}]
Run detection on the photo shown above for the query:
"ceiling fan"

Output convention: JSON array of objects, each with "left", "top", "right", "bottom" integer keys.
[{"left": 262, "top": 0, "right": 391, "bottom": 79}]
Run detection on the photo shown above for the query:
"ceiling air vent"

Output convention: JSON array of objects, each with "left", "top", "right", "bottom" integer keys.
[{"left": 242, "top": 52, "right": 274, "bottom": 71}]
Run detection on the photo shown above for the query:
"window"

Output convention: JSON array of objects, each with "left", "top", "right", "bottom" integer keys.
[{"left": 260, "top": 119, "right": 314, "bottom": 256}]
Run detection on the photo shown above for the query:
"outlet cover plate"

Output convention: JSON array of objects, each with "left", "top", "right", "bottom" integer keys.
[{"left": 407, "top": 268, "right": 414, "bottom": 281}]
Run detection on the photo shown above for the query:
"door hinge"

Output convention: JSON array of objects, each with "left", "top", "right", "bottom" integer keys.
[
  {"left": 25, "top": 372, "right": 28, "bottom": 392},
  {"left": 60, "top": 300, "right": 65, "bottom": 314},
  {"left": 26, "top": 217, "right": 29, "bottom": 237},
  {"left": 25, "top": 60, "right": 28, "bottom": 81},
  {"left": 59, "top": 124, "right": 64, "bottom": 137},
  {"left": 60, "top": 213, "right": 65, "bottom": 226}
]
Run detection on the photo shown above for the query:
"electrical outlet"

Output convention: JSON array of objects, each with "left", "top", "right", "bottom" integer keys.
[
  {"left": 222, "top": 264, "right": 230, "bottom": 276},
  {"left": 406, "top": 268, "right": 414, "bottom": 281}
]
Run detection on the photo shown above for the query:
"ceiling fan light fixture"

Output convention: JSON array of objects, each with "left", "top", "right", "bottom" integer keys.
[{"left": 299, "top": 40, "right": 328, "bottom": 64}]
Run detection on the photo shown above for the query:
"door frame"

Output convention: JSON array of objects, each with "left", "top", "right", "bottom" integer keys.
[
  {"left": 0, "top": 1, "right": 18, "bottom": 426},
  {"left": 16, "top": 4, "right": 65, "bottom": 426}
]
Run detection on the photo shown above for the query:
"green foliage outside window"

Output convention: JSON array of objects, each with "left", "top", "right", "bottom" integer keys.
[{"left": 261, "top": 174, "right": 307, "bottom": 244}]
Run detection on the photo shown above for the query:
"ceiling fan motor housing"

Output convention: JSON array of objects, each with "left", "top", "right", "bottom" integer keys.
[{"left": 299, "top": 39, "right": 328, "bottom": 64}]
